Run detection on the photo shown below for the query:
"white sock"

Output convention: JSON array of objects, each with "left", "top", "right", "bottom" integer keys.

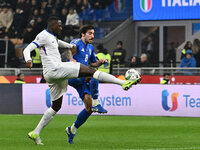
[
  {"left": 71, "top": 123, "right": 77, "bottom": 134},
  {"left": 92, "top": 99, "right": 100, "bottom": 107},
  {"left": 34, "top": 107, "right": 56, "bottom": 135},
  {"left": 93, "top": 71, "right": 125, "bottom": 85}
]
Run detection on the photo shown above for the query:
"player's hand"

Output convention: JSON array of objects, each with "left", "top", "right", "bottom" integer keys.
[
  {"left": 99, "top": 59, "right": 108, "bottom": 65},
  {"left": 26, "top": 60, "right": 33, "bottom": 69},
  {"left": 69, "top": 58, "right": 76, "bottom": 62},
  {"left": 71, "top": 44, "right": 77, "bottom": 55}
]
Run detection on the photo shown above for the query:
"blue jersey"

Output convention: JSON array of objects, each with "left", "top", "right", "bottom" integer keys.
[
  {"left": 70, "top": 39, "right": 96, "bottom": 65},
  {"left": 68, "top": 39, "right": 99, "bottom": 101}
]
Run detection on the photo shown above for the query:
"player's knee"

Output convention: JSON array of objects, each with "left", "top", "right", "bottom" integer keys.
[
  {"left": 89, "top": 68, "right": 97, "bottom": 76},
  {"left": 85, "top": 105, "right": 92, "bottom": 113},
  {"left": 51, "top": 97, "right": 62, "bottom": 112},
  {"left": 84, "top": 102, "right": 92, "bottom": 112},
  {"left": 52, "top": 104, "right": 61, "bottom": 112}
]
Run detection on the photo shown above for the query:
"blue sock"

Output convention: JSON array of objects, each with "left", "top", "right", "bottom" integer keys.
[
  {"left": 74, "top": 109, "right": 91, "bottom": 128},
  {"left": 91, "top": 78, "right": 99, "bottom": 99}
]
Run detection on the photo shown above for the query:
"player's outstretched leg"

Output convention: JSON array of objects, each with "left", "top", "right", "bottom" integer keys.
[
  {"left": 122, "top": 78, "right": 141, "bottom": 91},
  {"left": 66, "top": 94, "right": 92, "bottom": 144},
  {"left": 66, "top": 109, "right": 91, "bottom": 144},
  {"left": 90, "top": 78, "right": 107, "bottom": 113},
  {"left": 28, "top": 97, "right": 62, "bottom": 145},
  {"left": 79, "top": 64, "right": 141, "bottom": 91},
  {"left": 92, "top": 70, "right": 141, "bottom": 91}
]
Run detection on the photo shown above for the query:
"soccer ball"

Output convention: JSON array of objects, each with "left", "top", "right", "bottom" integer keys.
[{"left": 125, "top": 69, "right": 140, "bottom": 81}]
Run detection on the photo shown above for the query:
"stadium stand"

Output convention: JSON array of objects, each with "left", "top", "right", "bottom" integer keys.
[{"left": 0, "top": 0, "right": 118, "bottom": 68}]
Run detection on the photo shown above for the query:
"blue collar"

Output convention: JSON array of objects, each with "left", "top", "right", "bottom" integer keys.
[
  {"left": 45, "top": 29, "right": 55, "bottom": 36},
  {"left": 80, "top": 39, "right": 88, "bottom": 47}
]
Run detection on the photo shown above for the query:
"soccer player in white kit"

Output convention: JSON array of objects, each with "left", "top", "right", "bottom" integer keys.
[{"left": 23, "top": 16, "right": 141, "bottom": 145}]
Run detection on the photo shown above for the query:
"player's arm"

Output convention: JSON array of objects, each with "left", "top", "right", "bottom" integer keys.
[
  {"left": 58, "top": 40, "right": 77, "bottom": 55},
  {"left": 89, "top": 46, "right": 107, "bottom": 67},
  {"left": 90, "top": 59, "right": 108, "bottom": 67},
  {"left": 58, "top": 40, "right": 77, "bottom": 62},
  {"left": 58, "top": 39, "right": 73, "bottom": 48},
  {"left": 23, "top": 42, "right": 37, "bottom": 68},
  {"left": 66, "top": 48, "right": 76, "bottom": 62},
  {"left": 24, "top": 33, "right": 47, "bottom": 68}
]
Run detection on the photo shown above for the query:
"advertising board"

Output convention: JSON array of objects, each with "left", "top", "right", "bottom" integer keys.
[{"left": 23, "top": 84, "right": 200, "bottom": 117}]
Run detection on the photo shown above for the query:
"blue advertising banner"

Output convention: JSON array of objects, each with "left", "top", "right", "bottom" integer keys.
[{"left": 133, "top": 0, "right": 200, "bottom": 20}]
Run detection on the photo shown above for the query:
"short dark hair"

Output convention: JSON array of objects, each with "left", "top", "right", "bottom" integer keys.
[
  {"left": 79, "top": 25, "right": 95, "bottom": 37},
  {"left": 47, "top": 16, "right": 60, "bottom": 26},
  {"left": 117, "top": 41, "right": 123, "bottom": 46},
  {"left": 17, "top": 73, "right": 23, "bottom": 78},
  {"left": 163, "top": 73, "right": 170, "bottom": 77}
]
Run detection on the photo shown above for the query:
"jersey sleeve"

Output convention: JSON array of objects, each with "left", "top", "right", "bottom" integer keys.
[
  {"left": 90, "top": 46, "right": 97, "bottom": 63},
  {"left": 70, "top": 39, "right": 81, "bottom": 53},
  {"left": 32, "top": 33, "right": 46, "bottom": 48},
  {"left": 58, "top": 40, "right": 73, "bottom": 48},
  {"left": 70, "top": 39, "right": 79, "bottom": 46}
]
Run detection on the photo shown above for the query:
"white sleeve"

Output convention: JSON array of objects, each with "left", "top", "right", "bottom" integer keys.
[
  {"left": 23, "top": 43, "right": 37, "bottom": 62},
  {"left": 58, "top": 40, "right": 73, "bottom": 48},
  {"left": 32, "top": 33, "right": 46, "bottom": 48}
]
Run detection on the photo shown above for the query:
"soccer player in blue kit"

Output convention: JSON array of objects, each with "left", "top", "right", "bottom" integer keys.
[
  {"left": 68, "top": 26, "right": 107, "bottom": 113},
  {"left": 66, "top": 25, "right": 108, "bottom": 144}
]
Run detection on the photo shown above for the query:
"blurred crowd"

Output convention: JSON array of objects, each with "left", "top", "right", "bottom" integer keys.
[
  {"left": 0, "top": 0, "right": 200, "bottom": 72},
  {"left": 0, "top": 0, "right": 113, "bottom": 67},
  {"left": 129, "top": 36, "right": 200, "bottom": 69},
  {"left": 180, "top": 40, "right": 200, "bottom": 68},
  {"left": 0, "top": 0, "right": 113, "bottom": 39}
]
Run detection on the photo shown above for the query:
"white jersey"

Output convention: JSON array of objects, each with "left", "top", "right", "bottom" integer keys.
[
  {"left": 32, "top": 29, "right": 72, "bottom": 70},
  {"left": 23, "top": 29, "right": 80, "bottom": 100}
]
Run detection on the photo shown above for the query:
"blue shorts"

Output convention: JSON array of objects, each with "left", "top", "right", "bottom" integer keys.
[{"left": 68, "top": 77, "right": 91, "bottom": 100}]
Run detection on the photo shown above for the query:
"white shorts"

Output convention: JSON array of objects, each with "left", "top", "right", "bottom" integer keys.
[{"left": 44, "top": 62, "right": 80, "bottom": 101}]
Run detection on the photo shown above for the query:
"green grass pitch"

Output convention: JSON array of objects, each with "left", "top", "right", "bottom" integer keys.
[{"left": 0, "top": 115, "right": 200, "bottom": 150}]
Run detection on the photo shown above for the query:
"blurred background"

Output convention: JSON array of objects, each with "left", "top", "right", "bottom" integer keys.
[
  {"left": 1, "top": 0, "right": 200, "bottom": 84},
  {"left": 0, "top": 0, "right": 200, "bottom": 83}
]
